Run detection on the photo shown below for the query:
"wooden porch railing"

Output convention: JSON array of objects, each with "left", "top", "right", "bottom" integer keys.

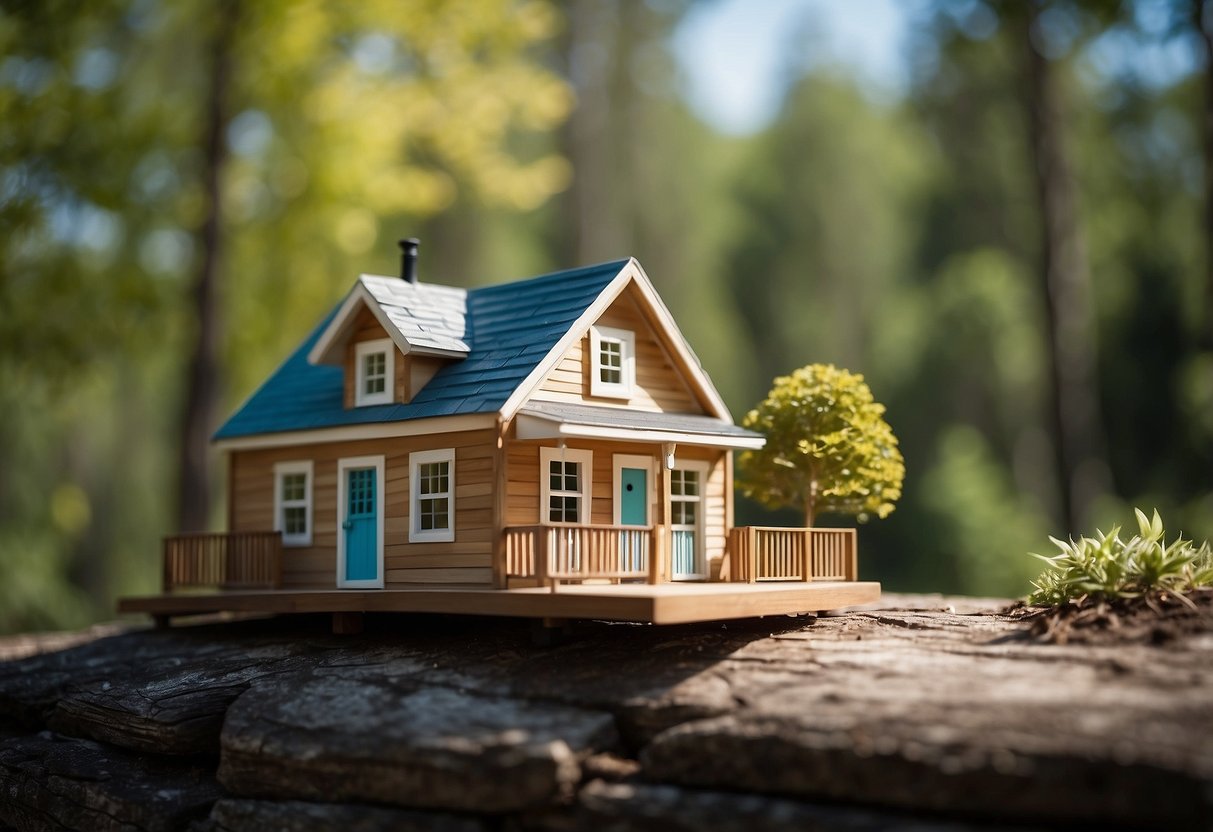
[
  {"left": 727, "top": 527, "right": 857, "bottom": 583},
  {"left": 162, "top": 531, "right": 283, "bottom": 592},
  {"left": 504, "top": 525, "right": 651, "bottom": 591}
]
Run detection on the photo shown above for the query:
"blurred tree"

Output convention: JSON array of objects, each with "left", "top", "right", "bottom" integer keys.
[
  {"left": 0, "top": 0, "right": 573, "bottom": 630},
  {"left": 1014, "top": 0, "right": 1110, "bottom": 531},
  {"left": 738, "top": 364, "right": 905, "bottom": 527},
  {"left": 178, "top": 0, "right": 238, "bottom": 534}
]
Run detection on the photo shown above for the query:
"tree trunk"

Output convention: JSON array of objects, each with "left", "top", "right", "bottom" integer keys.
[
  {"left": 804, "top": 482, "right": 816, "bottom": 528},
  {"left": 1193, "top": 0, "right": 1213, "bottom": 350},
  {"left": 176, "top": 0, "right": 238, "bottom": 533},
  {"left": 1020, "top": 5, "right": 1109, "bottom": 532}
]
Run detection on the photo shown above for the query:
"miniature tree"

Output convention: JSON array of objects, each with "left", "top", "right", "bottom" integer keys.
[{"left": 738, "top": 364, "right": 905, "bottom": 527}]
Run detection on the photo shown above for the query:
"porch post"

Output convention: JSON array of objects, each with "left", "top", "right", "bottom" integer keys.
[
  {"left": 651, "top": 454, "right": 668, "bottom": 585},
  {"left": 491, "top": 420, "right": 509, "bottom": 589}
]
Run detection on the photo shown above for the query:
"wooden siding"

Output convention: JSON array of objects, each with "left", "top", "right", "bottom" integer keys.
[
  {"left": 503, "top": 437, "right": 728, "bottom": 571},
  {"left": 529, "top": 284, "right": 704, "bottom": 414},
  {"left": 229, "top": 429, "right": 497, "bottom": 588}
]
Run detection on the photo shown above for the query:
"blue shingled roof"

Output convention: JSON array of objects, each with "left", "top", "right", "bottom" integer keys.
[{"left": 214, "top": 259, "right": 630, "bottom": 440}]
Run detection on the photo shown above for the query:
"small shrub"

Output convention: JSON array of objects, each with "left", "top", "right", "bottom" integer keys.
[{"left": 1027, "top": 509, "right": 1213, "bottom": 606}]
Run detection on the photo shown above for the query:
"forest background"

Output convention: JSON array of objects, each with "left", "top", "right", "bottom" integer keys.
[{"left": 2, "top": 0, "right": 1211, "bottom": 633}]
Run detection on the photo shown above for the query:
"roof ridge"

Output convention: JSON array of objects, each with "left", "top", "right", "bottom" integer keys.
[{"left": 468, "top": 257, "right": 631, "bottom": 298}]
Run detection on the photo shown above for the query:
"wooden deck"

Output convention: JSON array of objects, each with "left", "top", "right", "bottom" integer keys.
[{"left": 118, "top": 581, "right": 881, "bottom": 625}]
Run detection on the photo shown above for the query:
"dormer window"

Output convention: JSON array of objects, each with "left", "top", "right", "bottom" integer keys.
[
  {"left": 589, "top": 325, "right": 635, "bottom": 399},
  {"left": 355, "top": 338, "right": 394, "bottom": 406}
]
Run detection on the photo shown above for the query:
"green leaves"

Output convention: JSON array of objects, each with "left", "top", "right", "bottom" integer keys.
[
  {"left": 738, "top": 363, "right": 905, "bottom": 525},
  {"left": 1027, "top": 510, "right": 1213, "bottom": 606}
]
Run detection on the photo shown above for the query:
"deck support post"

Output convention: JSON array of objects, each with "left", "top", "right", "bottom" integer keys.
[
  {"left": 331, "top": 611, "right": 364, "bottom": 635},
  {"left": 531, "top": 617, "right": 571, "bottom": 647}
]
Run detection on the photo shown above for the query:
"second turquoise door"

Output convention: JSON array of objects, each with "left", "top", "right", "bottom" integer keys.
[
  {"left": 620, "top": 468, "right": 647, "bottom": 525},
  {"left": 344, "top": 467, "right": 377, "bottom": 583}
]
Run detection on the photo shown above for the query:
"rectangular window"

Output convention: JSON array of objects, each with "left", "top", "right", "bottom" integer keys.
[
  {"left": 274, "top": 460, "right": 313, "bottom": 546},
  {"left": 540, "top": 446, "right": 592, "bottom": 525},
  {"left": 409, "top": 448, "right": 455, "bottom": 542},
  {"left": 589, "top": 325, "right": 634, "bottom": 399},
  {"left": 355, "top": 338, "right": 394, "bottom": 406},
  {"left": 670, "top": 468, "right": 701, "bottom": 526}
]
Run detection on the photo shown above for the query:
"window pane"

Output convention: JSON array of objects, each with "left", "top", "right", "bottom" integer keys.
[
  {"left": 363, "top": 352, "right": 386, "bottom": 395},
  {"left": 683, "top": 471, "right": 699, "bottom": 496},
  {"left": 284, "top": 506, "right": 307, "bottom": 535},
  {"left": 420, "top": 496, "right": 449, "bottom": 530},
  {"left": 282, "top": 473, "right": 305, "bottom": 501},
  {"left": 598, "top": 339, "right": 624, "bottom": 385}
]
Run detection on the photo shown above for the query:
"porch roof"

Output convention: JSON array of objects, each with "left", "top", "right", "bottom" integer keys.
[{"left": 515, "top": 402, "right": 766, "bottom": 450}]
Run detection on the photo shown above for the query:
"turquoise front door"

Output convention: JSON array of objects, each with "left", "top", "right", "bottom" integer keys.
[
  {"left": 619, "top": 466, "right": 648, "bottom": 572},
  {"left": 620, "top": 468, "right": 647, "bottom": 525},
  {"left": 344, "top": 467, "right": 377, "bottom": 583}
]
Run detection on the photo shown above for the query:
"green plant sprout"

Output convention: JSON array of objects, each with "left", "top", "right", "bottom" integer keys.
[
  {"left": 738, "top": 364, "right": 905, "bottom": 527},
  {"left": 1028, "top": 509, "right": 1213, "bottom": 607}
]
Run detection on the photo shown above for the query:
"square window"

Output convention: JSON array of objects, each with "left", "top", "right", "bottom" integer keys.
[
  {"left": 540, "top": 447, "right": 591, "bottom": 526},
  {"left": 590, "top": 327, "right": 634, "bottom": 398}
]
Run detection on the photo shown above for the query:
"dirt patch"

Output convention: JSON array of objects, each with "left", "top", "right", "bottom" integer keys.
[{"left": 1009, "top": 589, "right": 1213, "bottom": 645}]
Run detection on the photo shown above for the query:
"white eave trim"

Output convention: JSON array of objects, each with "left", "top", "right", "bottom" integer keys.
[
  {"left": 514, "top": 412, "right": 765, "bottom": 450},
  {"left": 498, "top": 257, "right": 735, "bottom": 424},
  {"left": 214, "top": 413, "right": 496, "bottom": 452}
]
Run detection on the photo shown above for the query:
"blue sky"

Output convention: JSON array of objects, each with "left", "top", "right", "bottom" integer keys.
[
  {"left": 672, "top": 0, "right": 913, "bottom": 135},
  {"left": 672, "top": 0, "right": 1203, "bottom": 136}
]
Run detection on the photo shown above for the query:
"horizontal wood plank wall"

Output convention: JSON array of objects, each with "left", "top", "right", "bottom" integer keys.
[
  {"left": 529, "top": 284, "right": 703, "bottom": 414},
  {"left": 229, "top": 428, "right": 497, "bottom": 589},
  {"left": 503, "top": 438, "right": 727, "bottom": 572}
]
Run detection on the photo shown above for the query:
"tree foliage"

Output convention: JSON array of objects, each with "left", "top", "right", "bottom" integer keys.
[{"left": 738, "top": 364, "right": 905, "bottom": 527}]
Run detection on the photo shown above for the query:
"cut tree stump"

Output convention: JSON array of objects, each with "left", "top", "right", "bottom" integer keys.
[{"left": 0, "top": 593, "right": 1209, "bottom": 830}]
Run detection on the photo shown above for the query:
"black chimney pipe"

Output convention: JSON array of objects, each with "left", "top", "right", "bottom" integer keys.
[{"left": 398, "top": 238, "right": 419, "bottom": 283}]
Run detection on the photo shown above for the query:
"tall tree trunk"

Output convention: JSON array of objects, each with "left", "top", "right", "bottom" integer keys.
[
  {"left": 176, "top": 0, "right": 238, "bottom": 533},
  {"left": 564, "top": 0, "right": 624, "bottom": 263},
  {"left": 1193, "top": 0, "right": 1213, "bottom": 351},
  {"left": 1020, "top": 5, "right": 1109, "bottom": 532}
]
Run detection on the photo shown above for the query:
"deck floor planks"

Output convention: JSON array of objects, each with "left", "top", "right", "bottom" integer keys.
[{"left": 119, "top": 581, "right": 881, "bottom": 625}]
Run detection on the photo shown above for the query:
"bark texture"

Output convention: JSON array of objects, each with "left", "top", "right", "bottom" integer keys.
[{"left": 0, "top": 594, "right": 1210, "bottom": 831}]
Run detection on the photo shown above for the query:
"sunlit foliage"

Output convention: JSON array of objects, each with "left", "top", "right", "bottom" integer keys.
[{"left": 738, "top": 364, "right": 905, "bottom": 527}]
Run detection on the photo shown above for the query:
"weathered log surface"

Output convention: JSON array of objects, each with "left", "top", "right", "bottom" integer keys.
[{"left": 0, "top": 593, "right": 1209, "bottom": 831}]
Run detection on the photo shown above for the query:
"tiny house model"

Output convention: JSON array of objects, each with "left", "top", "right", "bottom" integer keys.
[{"left": 121, "top": 243, "right": 880, "bottom": 625}]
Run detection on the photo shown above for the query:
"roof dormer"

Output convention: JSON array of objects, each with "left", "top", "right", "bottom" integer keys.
[{"left": 308, "top": 239, "right": 468, "bottom": 408}]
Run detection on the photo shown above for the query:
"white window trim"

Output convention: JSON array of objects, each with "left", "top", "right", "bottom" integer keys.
[
  {"left": 589, "top": 325, "right": 635, "bottom": 399},
  {"left": 354, "top": 338, "right": 395, "bottom": 407},
  {"left": 540, "top": 446, "right": 593, "bottom": 526},
  {"left": 612, "top": 454, "right": 654, "bottom": 528},
  {"left": 273, "top": 460, "right": 313, "bottom": 547},
  {"left": 336, "top": 455, "right": 385, "bottom": 589},
  {"left": 670, "top": 460, "right": 709, "bottom": 580},
  {"left": 409, "top": 448, "right": 456, "bottom": 543}
]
